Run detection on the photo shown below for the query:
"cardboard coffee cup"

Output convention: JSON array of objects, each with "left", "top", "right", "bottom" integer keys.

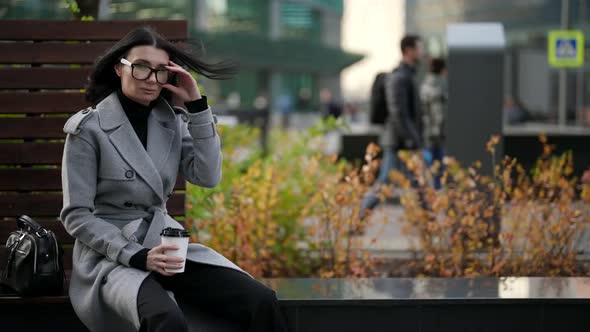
[{"left": 160, "top": 227, "right": 190, "bottom": 273}]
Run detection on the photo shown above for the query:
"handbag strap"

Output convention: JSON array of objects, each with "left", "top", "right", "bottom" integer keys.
[
  {"left": 17, "top": 215, "right": 47, "bottom": 237},
  {"left": 2, "top": 232, "right": 26, "bottom": 280}
]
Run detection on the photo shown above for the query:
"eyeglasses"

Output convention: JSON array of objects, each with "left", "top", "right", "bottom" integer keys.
[{"left": 119, "top": 58, "right": 172, "bottom": 84}]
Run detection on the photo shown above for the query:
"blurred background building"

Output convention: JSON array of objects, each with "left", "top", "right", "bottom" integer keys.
[
  {"left": 340, "top": 0, "right": 405, "bottom": 103},
  {"left": 0, "top": 0, "right": 364, "bottom": 118},
  {"left": 406, "top": 0, "right": 590, "bottom": 131},
  {"left": 3, "top": 0, "right": 590, "bottom": 135}
]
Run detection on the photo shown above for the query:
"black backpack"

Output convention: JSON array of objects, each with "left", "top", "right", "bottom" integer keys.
[{"left": 369, "top": 72, "right": 389, "bottom": 124}]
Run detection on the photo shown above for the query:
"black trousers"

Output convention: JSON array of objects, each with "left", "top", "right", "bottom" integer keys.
[{"left": 136, "top": 261, "right": 288, "bottom": 332}]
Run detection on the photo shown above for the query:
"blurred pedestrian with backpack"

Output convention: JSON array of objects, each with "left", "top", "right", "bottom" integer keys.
[{"left": 359, "top": 35, "right": 424, "bottom": 228}]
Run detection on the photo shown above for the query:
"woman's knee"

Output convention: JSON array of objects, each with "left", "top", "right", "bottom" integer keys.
[
  {"left": 137, "top": 276, "right": 189, "bottom": 332},
  {"left": 140, "top": 307, "right": 188, "bottom": 332},
  {"left": 247, "top": 282, "right": 279, "bottom": 308}
]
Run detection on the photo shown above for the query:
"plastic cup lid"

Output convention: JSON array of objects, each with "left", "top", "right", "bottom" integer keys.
[{"left": 160, "top": 227, "right": 190, "bottom": 237}]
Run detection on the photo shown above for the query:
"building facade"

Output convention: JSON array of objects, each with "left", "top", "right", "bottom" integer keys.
[
  {"left": 1, "top": 0, "right": 362, "bottom": 114},
  {"left": 406, "top": 0, "right": 590, "bottom": 130}
]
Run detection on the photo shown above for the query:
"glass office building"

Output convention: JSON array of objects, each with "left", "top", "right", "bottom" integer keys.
[
  {"left": 1, "top": 0, "right": 361, "bottom": 113},
  {"left": 406, "top": 0, "right": 590, "bottom": 131}
]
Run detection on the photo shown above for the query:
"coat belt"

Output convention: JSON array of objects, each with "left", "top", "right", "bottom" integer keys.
[{"left": 142, "top": 206, "right": 170, "bottom": 248}]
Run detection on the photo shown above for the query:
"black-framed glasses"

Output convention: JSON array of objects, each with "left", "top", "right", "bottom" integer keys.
[{"left": 120, "top": 58, "right": 172, "bottom": 84}]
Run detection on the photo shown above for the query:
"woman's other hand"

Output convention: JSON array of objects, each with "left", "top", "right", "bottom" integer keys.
[
  {"left": 162, "top": 60, "right": 202, "bottom": 107},
  {"left": 146, "top": 243, "right": 185, "bottom": 276}
]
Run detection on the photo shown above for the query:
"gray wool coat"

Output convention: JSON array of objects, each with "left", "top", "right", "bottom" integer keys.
[{"left": 60, "top": 91, "right": 249, "bottom": 332}]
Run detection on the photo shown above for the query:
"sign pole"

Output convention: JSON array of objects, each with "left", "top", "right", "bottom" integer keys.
[
  {"left": 577, "top": 0, "right": 586, "bottom": 126},
  {"left": 559, "top": 0, "right": 569, "bottom": 127}
]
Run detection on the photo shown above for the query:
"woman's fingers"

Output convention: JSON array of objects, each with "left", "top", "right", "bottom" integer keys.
[
  {"left": 152, "top": 253, "right": 184, "bottom": 265},
  {"left": 165, "top": 262, "right": 184, "bottom": 269},
  {"left": 162, "top": 60, "right": 200, "bottom": 102},
  {"left": 158, "top": 243, "right": 180, "bottom": 251},
  {"left": 168, "top": 60, "right": 181, "bottom": 68},
  {"left": 158, "top": 261, "right": 181, "bottom": 270},
  {"left": 149, "top": 243, "right": 178, "bottom": 254},
  {"left": 165, "top": 62, "right": 198, "bottom": 86},
  {"left": 146, "top": 243, "right": 184, "bottom": 276},
  {"left": 155, "top": 261, "right": 180, "bottom": 276},
  {"left": 161, "top": 83, "right": 182, "bottom": 94},
  {"left": 153, "top": 254, "right": 169, "bottom": 263},
  {"left": 165, "top": 63, "right": 186, "bottom": 73},
  {"left": 165, "top": 62, "right": 191, "bottom": 77},
  {"left": 166, "top": 256, "right": 185, "bottom": 263}
]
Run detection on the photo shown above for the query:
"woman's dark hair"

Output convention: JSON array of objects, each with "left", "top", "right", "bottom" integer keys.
[
  {"left": 429, "top": 58, "right": 446, "bottom": 75},
  {"left": 85, "top": 25, "right": 239, "bottom": 105}
]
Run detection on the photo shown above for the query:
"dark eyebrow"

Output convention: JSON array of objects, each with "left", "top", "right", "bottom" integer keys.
[{"left": 133, "top": 58, "right": 168, "bottom": 68}]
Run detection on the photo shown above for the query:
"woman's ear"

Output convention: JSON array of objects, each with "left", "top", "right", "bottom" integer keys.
[{"left": 114, "top": 63, "right": 122, "bottom": 77}]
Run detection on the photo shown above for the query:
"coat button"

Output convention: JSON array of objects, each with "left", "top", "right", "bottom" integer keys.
[
  {"left": 181, "top": 114, "right": 189, "bottom": 122},
  {"left": 124, "top": 201, "right": 133, "bottom": 207},
  {"left": 101, "top": 275, "right": 108, "bottom": 285},
  {"left": 82, "top": 108, "right": 90, "bottom": 114},
  {"left": 125, "top": 170, "right": 135, "bottom": 179},
  {"left": 129, "top": 235, "right": 138, "bottom": 243}
]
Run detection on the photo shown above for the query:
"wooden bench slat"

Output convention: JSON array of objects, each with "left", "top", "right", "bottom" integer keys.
[
  {"left": 0, "top": 42, "right": 114, "bottom": 65},
  {"left": 0, "top": 20, "right": 187, "bottom": 41},
  {"left": 0, "top": 193, "right": 185, "bottom": 218},
  {"left": 0, "top": 294, "right": 71, "bottom": 304},
  {"left": 0, "top": 67, "right": 91, "bottom": 90},
  {"left": 0, "top": 92, "right": 89, "bottom": 114},
  {"left": 0, "top": 143, "right": 64, "bottom": 165},
  {"left": 0, "top": 168, "right": 186, "bottom": 191},
  {"left": 0, "top": 168, "right": 62, "bottom": 191},
  {"left": 0, "top": 117, "right": 67, "bottom": 139}
]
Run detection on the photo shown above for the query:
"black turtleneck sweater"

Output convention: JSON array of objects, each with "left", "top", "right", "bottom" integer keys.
[
  {"left": 117, "top": 89, "right": 209, "bottom": 149},
  {"left": 117, "top": 89, "right": 208, "bottom": 271}
]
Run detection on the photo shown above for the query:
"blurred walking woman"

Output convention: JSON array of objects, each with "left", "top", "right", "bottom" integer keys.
[{"left": 60, "top": 26, "right": 287, "bottom": 332}]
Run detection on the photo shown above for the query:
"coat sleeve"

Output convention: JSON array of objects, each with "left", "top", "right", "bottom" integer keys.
[
  {"left": 60, "top": 133, "right": 144, "bottom": 266},
  {"left": 393, "top": 75, "right": 422, "bottom": 149},
  {"left": 178, "top": 106, "right": 222, "bottom": 188}
]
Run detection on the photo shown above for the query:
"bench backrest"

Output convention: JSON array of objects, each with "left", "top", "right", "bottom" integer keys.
[{"left": 0, "top": 20, "right": 188, "bottom": 270}]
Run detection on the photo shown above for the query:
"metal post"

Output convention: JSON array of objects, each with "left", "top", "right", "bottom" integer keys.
[
  {"left": 269, "top": 0, "right": 282, "bottom": 116},
  {"left": 97, "top": 0, "right": 111, "bottom": 19},
  {"left": 576, "top": 0, "right": 586, "bottom": 126},
  {"left": 269, "top": 0, "right": 281, "bottom": 40},
  {"left": 558, "top": 0, "right": 569, "bottom": 127},
  {"left": 193, "top": 0, "right": 208, "bottom": 32}
]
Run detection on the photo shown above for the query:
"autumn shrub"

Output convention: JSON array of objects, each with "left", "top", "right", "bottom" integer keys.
[
  {"left": 392, "top": 135, "right": 590, "bottom": 277},
  {"left": 186, "top": 117, "right": 384, "bottom": 278}
]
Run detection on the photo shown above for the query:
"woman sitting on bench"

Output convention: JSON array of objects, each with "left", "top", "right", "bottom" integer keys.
[{"left": 60, "top": 26, "right": 287, "bottom": 332}]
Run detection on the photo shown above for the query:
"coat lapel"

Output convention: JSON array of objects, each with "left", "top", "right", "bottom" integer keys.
[
  {"left": 146, "top": 102, "right": 175, "bottom": 174},
  {"left": 97, "top": 92, "right": 176, "bottom": 202}
]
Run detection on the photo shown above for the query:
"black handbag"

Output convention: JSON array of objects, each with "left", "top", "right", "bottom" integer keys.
[{"left": 1, "top": 215, "right": 65, "bottom": 296}]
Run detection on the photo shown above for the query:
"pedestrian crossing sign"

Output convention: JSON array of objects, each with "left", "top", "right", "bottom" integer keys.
[{"left": 548, "top": 30, "right": 584, "bottom": 67}]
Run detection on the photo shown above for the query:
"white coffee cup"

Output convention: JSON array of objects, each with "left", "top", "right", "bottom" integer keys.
[{"left": 160, "top": 227, "right": 190, "bottom": 273}]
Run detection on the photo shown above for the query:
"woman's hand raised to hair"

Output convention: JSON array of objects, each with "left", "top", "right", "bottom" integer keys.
[
  {"left": 146, "top": 243, "right": 185, "bottom": 276},
  {"left": 162, "top": 60, "right": 202, "bottom": 107}
]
